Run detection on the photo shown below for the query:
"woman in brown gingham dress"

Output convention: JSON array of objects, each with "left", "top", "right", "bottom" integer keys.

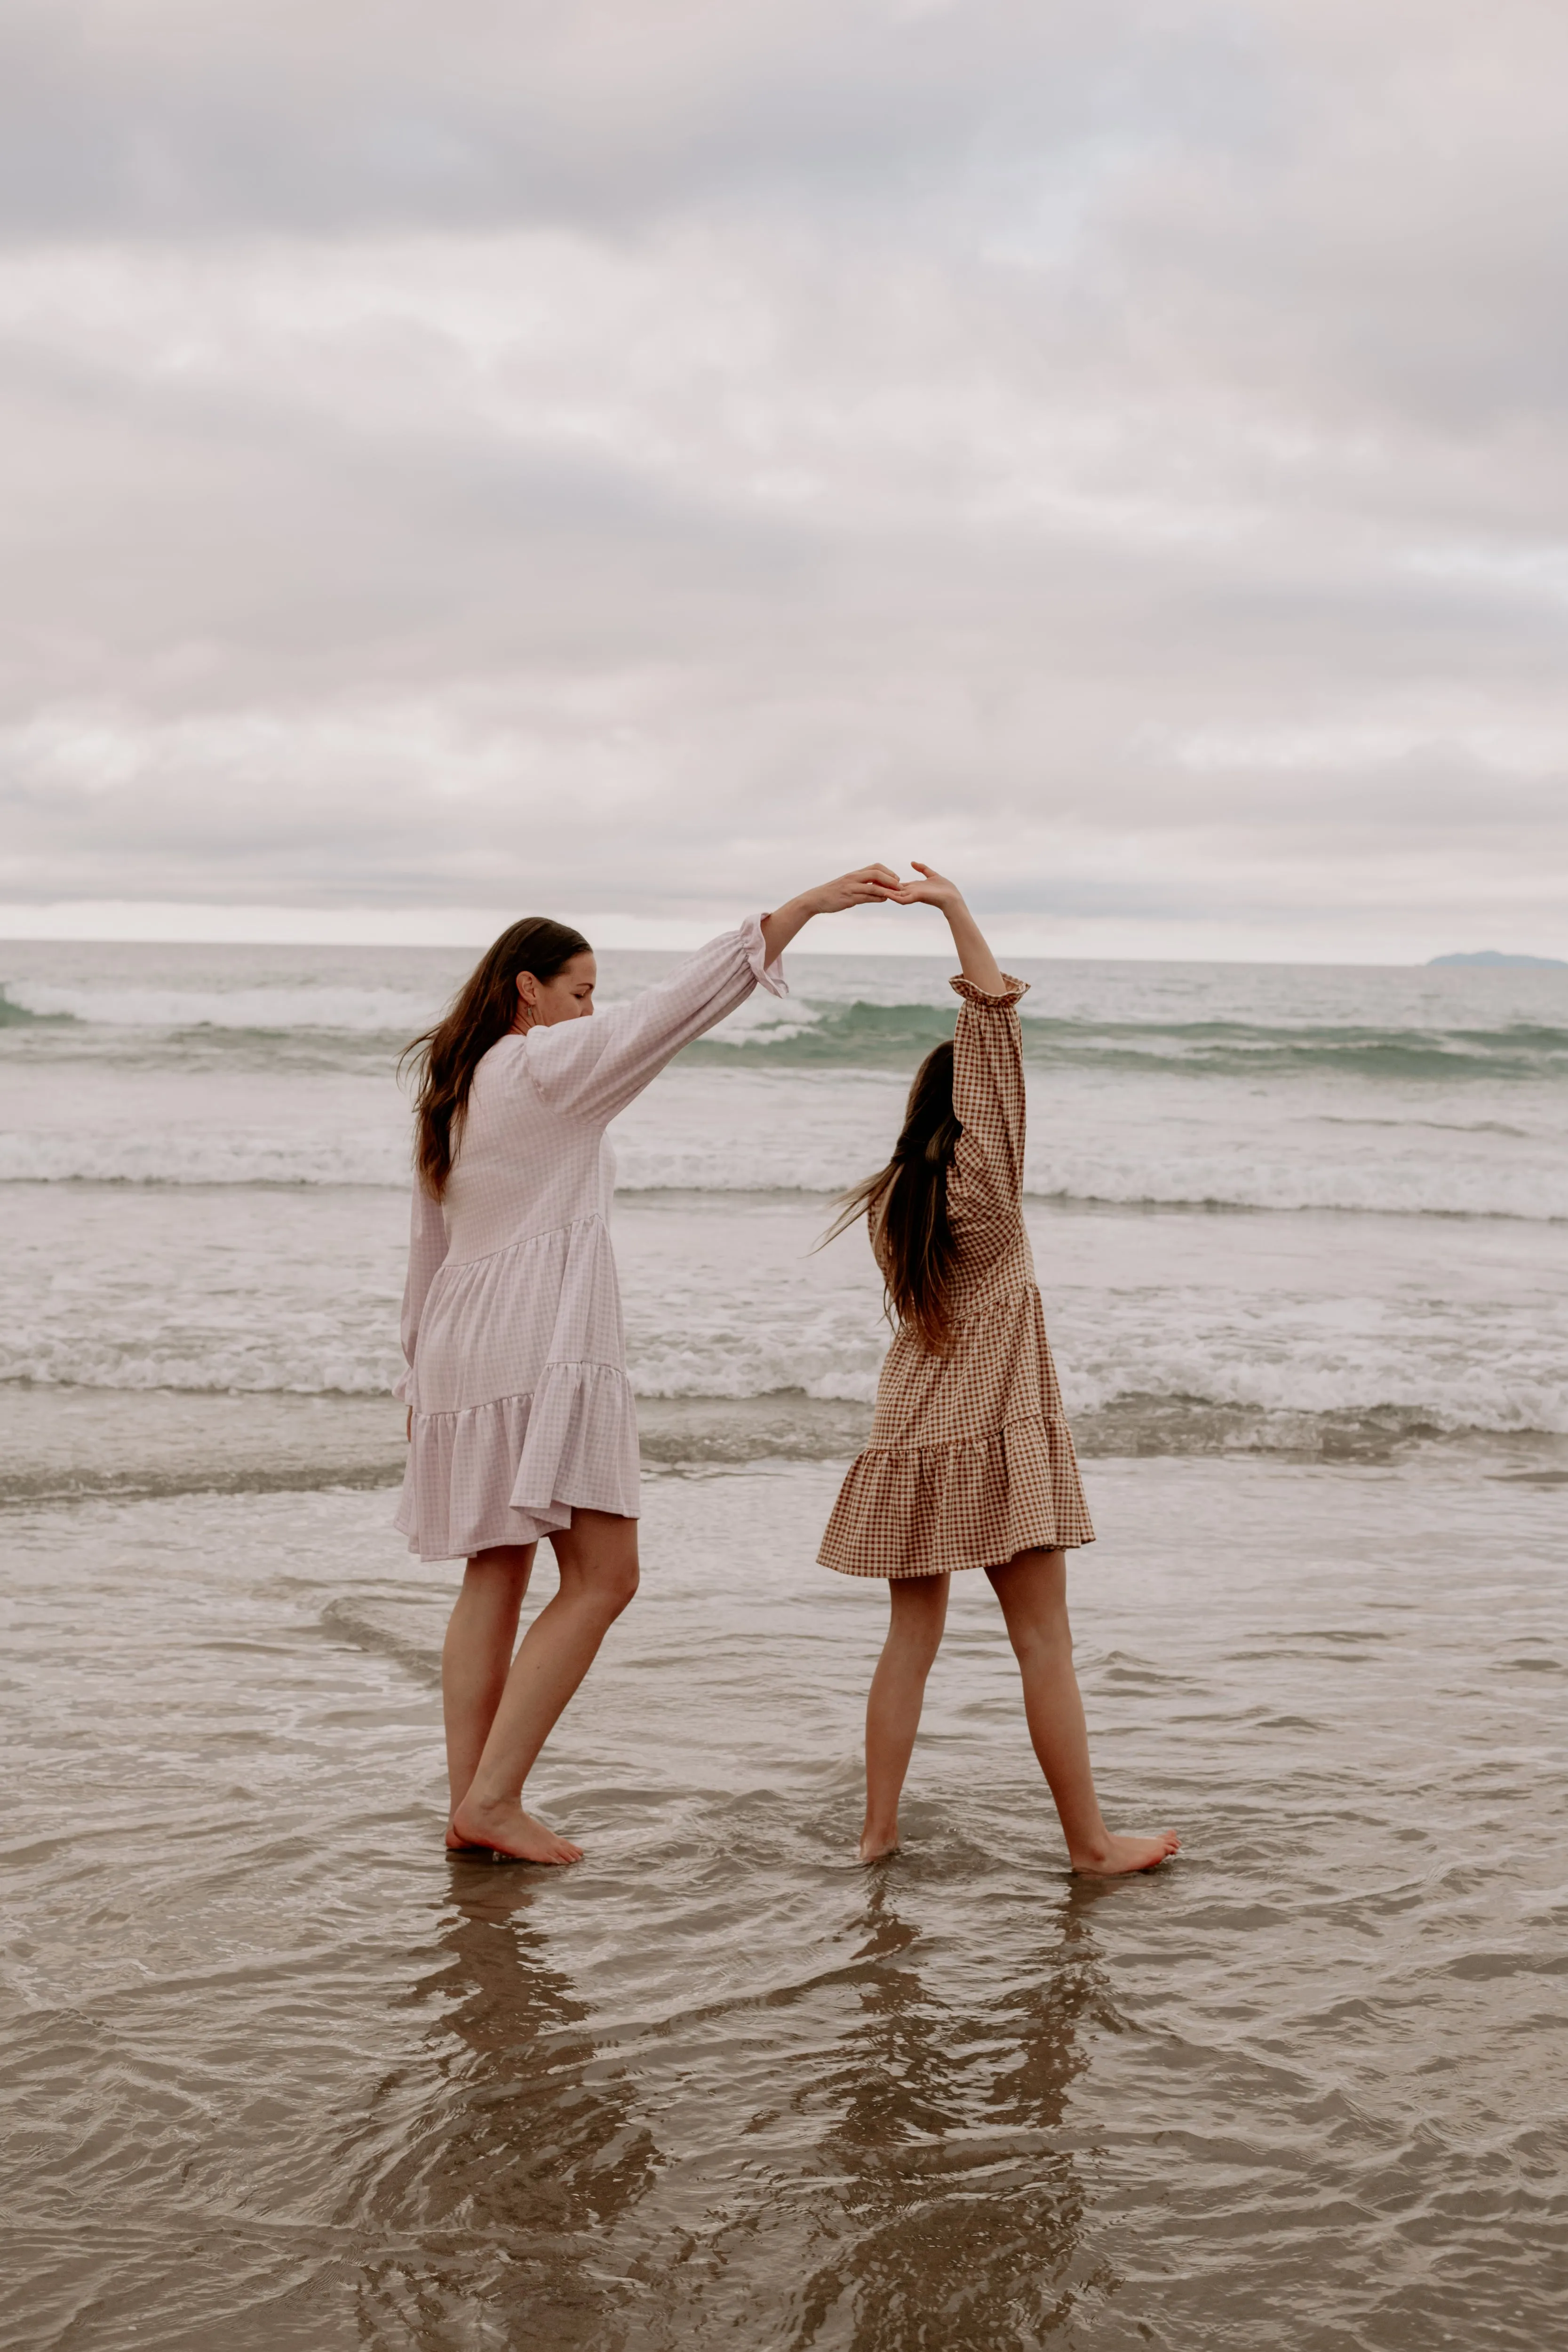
[{"left": 820, "top": 865, "right": 1179, "bottom": 1875}]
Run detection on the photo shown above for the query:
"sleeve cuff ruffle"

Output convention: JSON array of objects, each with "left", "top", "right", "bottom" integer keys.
[
  {"left": 949, "top": 972, "right": 1028, "bottom": 1008},
  {"left": 742, "top": 911, "right": 789, "bottom": 999}
]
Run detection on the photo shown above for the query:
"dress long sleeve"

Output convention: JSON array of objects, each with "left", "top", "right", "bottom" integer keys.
[
  {"left": 819, "top": 965, "right": 1094, "bottom": 1580},
  {"left": 520, "top": 915, "right": 786, "bottom": 1128},
  {"left": 395, "top": 1178, "right": 450, "bottom": 1403},
  {"left": 949, "top": 972, "right": 1031, "bottom": 1220},
  {"left": 394, "top": 913, "right": 789, "bottom": 1557}
]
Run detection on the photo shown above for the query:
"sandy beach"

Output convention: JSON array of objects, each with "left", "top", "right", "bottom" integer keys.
[
  {"left": 3, "top": 941, "right": 1566, "bottom": 2347},
  {"left": 4, "top": 1455, "right": 1566, "bottom": 2349}
]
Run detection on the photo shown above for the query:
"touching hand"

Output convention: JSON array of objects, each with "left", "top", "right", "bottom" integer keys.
[
  {"left": 808, "top": 865, "right": 901, "bottom": 914},
  {"left": 888, "top": 861, "right": 964, "bottom": 910},
  {"left": 759, "top": 866, "right": 900, "bottom": 961},
  {"left": 887, "top": 861, "right": 1003, "bottom": 991}
]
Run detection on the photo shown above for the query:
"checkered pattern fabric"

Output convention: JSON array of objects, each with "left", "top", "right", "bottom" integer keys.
[{"left": 818, "top": 973, "right": 1095, "bottom": 1579}]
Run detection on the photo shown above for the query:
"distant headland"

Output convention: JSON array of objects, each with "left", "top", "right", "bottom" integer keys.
[{"left": 1428, "top": 950, "right": 1567, "bottom": 968}]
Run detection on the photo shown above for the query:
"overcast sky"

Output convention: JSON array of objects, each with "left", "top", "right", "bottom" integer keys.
[{"left": 1, "top": 0, "right": 1566, "bottom": 959}]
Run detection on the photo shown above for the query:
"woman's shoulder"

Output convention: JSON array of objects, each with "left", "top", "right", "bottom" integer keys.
[
  {"left": 470, "top": 1032, "right": 529, "bottom": 1087},
  {"left": 462, "top": 1032, "right": 550, "bottom": 1124}
]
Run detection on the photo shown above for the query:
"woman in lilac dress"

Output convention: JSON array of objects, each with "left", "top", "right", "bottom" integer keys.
[{"left": 399, "top": 867, "right": 896, "bottom": 1863}]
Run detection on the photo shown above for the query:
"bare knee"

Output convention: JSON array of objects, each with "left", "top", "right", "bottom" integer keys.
[
  {"left": 987, "top": 1549, "right": 1072, "bottom": 1662},
  {"left": 597, "top": 1556, "right": 640, "bottom": 1618},
  {"left": 885, "top": 1573, "right": 948, "bottom": 1673},
  {"left": 560, "top": 1558, "right": 639, "bottom": 1623},
  {"left": 883, "top": 1629, "right": 943, "bottom": 1683},
  {"left": 552, "top": 1519, "right": 640, "bottom": 1621},
  {"left": 906, "top": 1632, "right": 945, "bottom": 1680},
  {"left": 1007, "top": 1614, "right": 1072, "bottom": 1672}
]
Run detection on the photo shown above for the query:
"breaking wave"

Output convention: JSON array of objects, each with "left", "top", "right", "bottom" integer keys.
[
  {"left": 690, "top": 1001, "right": 1568, "bottom": 1082},
  {"left": 7, "top": 975, "right": 1567, "bottom": 1085}
]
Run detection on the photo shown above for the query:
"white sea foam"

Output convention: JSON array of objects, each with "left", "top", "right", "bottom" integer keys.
[
  {"left": 1018, "top": 1141, "right": 1568, "bottom": 1224},
  {"left": 1, "top": 1104, "right": 1564, "bottom": 1221},
  {"left": 0, "top": 1129, "right": 410, "bottom": 1188},
  {"left": 6, "top": 948, "right": 1566, "bottom": 1221},
  {"left": 4, "top": 978, "right": 438, "bottom": 1033},
  {"left": 703, "top": 992, "right": 827, "bottom": 1045},
  {"left": 8, "top": 1306, "right": 1561, "bottom": 1434},
  {"left": 5, "top": 1185, "right": 1561, "bottom": 1440},
  {"left": 1060, "top": 1321, "right": 1568, "bottom": 1437},
  {"left": 4, "top": 945, "right": 1565, "bottom": 1454}
]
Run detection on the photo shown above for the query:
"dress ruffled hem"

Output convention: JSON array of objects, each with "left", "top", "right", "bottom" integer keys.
[
  {"left": 395, "top": 1360, "right": 639, "bottom": 1561},
  {"left": 817, "top": 1414, "right": 1095, "bottom": 1578}
]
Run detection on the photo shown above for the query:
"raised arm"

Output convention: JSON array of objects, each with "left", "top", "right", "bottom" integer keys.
[
  {"left": 759, "top": 865, "right": 899, "bottom": 962},
  {"left": 525, "top": 867, "right": 899, "bottom": 1128},
  {"left": 948, "top": 972, "right": 1030, "bottom": 1210},
  {"left": 888, "top": 859, "right": 1005, "bottom": 992},
  {"left": 891, "top": 862, "right": 1027, "bottom": 1207}
]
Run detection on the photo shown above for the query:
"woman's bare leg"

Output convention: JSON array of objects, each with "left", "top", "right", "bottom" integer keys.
[
  {"left": 449, "top": 1509, "right": 640, "bottom": 1865},
  {"left": 860, "top": 1572, "right": 949, "bottom": 1863},
  {"left": 442, "top": 1545, "right": 534, "bottom": 1847},
  {"left": 987, "top": 1548, "right": 1179, "bottom": 1874}
]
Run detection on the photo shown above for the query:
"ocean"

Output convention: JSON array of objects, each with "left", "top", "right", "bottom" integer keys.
[{"left": 2, "top": 939, "right": 1565, "bottom": 2348}]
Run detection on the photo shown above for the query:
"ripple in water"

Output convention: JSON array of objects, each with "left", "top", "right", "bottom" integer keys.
[{"left": 2, "top": 1458, "right": 1565, "bottom": 2349}]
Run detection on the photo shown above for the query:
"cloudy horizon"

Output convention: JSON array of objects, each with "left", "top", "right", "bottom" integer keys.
[{"left": 3, "top": 0, "right": 1566, "bottom": 963}]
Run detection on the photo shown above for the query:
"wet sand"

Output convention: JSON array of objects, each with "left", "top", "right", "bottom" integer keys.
[{"left": 3, "top": 1453, "right": 1564, "bottom": 2350}]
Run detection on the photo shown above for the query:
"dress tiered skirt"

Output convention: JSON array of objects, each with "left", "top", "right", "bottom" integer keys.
[
  {"left": 396, "top": 1214, "right": 638, "bottom": 1560},
  {"left": 818, "top": 1284, "right": 1094, "bottom": 1580}
]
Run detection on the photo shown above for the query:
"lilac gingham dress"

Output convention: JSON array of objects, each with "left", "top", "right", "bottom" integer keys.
[{"left": 395, "top": 919, "right": 784, "bottom": 1560}]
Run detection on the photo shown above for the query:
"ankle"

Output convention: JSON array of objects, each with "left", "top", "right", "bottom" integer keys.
[{"left": 455, "top": 1783, "right": 515, "bottom": 1819}]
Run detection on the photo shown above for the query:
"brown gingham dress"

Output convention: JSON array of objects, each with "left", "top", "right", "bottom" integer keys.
[{"left": 818, "top": 973, "right": 1094, "bottom": 1579}]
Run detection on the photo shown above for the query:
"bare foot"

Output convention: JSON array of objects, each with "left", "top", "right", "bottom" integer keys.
[
  {"left": 857, "top": 1827, "right": 899, "bottom": 1865},
  {"left": 445, "top": 1824, "right": 494, "bottom": 1854},
  {"left": 448, "top": 1796, "right": 583, "bottom": 1866},
  {"left": 1069, "top": 1830, "right": 1180, "bottom": 1876}
]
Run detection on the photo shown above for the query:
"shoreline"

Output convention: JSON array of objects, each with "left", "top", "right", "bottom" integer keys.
[
  {"left": 3, "top": 1453, "right": 1563, "bottom": 2351},
  {"left": 3, "top": 1382, "right": 1566, "bottom": 1513}
]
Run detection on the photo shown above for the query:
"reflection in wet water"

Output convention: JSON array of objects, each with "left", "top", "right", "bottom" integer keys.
[
  {"left": 6, "top": 1462, "right": 1567, "bottom": 2351},
  {"left": 321, "top": 1867, "right": 1129, "bottom": 2351},
  {"left": 792, "top": 1883, "right": 1120, "bottom": 2352},
  {"left": 340, "top": 1869, "right": 658, "bottom": 2349}
]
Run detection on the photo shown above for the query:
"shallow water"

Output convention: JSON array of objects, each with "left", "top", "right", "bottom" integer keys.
[
  {"left": 3, "top": 940, "right": 1566, "bottom": 2344},
  {"left": 4, "top": 944, "right": 1568, "bottom": 1474},
  {"left": 3, "top": 1456, "right": 1565, "bottom": 2350}
]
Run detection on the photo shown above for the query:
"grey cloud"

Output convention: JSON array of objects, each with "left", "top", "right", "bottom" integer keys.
[
  {"left": 0, "top": 1, "right": 1565, "bottom": 953},
  {"left": 0, "top": 0, "right": 1234, "bottom": 236}
]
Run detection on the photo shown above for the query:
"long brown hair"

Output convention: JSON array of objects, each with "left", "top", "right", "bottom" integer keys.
[
  {"left": 402, "top": 917, "right": 590, "bottom": 1196},
  {"left": 824, "top": 1040, "right": 961, "bottom": 1352}
]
